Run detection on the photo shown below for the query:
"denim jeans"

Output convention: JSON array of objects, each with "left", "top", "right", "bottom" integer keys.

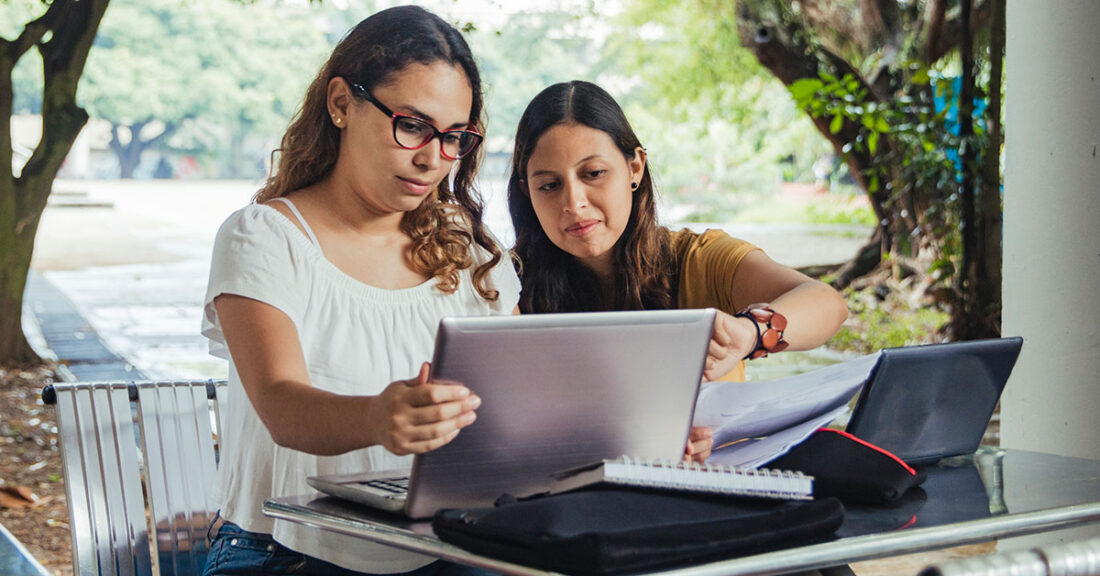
[{"left": 202, "top": 518, "right": 497, "bottom": 576}]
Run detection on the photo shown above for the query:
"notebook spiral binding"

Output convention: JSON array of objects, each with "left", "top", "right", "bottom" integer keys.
[{"left": 616, "top": 455, "right": 814, "bottom": 500}]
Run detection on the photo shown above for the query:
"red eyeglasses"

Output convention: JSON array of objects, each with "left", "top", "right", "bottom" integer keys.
[{"left": 347, "top": 80, "right": 482, "bottom": 160}]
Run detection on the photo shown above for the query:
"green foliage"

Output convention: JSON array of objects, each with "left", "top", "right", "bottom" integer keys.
[
  {"left": 788, "top": 72, "right": 899, "bottom": 191},
  {"left": 607, "top": 1, "right": 835, "bottom": 221},
  {"left": 830, "top": 289, "right": 949, "bottom": 353},
  {"left": 464, "top": 5, "right": 610, "bottom": 149},
  {"left": 613, "top": 0, "right": 763, "bottom": 123},
  {"left": 76, "top": 0, "right": 330, "bottom": 176},
  {"left": 730, "top": 191, "right": 876, "bottom": 227},
  {"left": 0, "top": 0, "right": 44, "bottom": 37},
  {"left": 788, "top": 64, "right": 985, "bottom": 278}
]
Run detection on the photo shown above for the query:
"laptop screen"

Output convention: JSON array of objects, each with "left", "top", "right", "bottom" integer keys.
[
  {"left": 845, "top": 337, "right": 1023, "bottom": 465},
  {"left": 403, "top": 308, "right": 716, "bottom": 518}
]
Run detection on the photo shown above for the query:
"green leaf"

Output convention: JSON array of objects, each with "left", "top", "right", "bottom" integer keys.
[
  {"left": 875, "top": 116, "right": 891, "bottom": 133},
  {"left": 789, "top": 78, "right": 823, "bottom": 103},
  {"left": 830, "top": 114, "right": 843, "bottom": 134},
  {"left": 868, "top": 130, "right": 880, "bottom": 155}
]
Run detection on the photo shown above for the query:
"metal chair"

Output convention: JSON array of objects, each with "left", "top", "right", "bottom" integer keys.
[{"left": 43, "top": 379, "right": 227, "bottom": 576}]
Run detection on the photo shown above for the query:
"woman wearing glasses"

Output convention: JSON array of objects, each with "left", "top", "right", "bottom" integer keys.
[
  {"left": 201, "top": 6, "right": 516, "bottom": 576},
  {"left": 507, "top": 81, "right": 849, "bottom": 462}
]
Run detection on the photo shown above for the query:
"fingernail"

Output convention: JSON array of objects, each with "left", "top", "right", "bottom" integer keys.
[
  {"left": 455, "top": 387, "right": 470, "bottom": 397},
  {"left": 466, "top": 396, "right": 481, "bottom": 409},
  {"left": 461, "top": 412, "right": 477, "bottom": 425}
]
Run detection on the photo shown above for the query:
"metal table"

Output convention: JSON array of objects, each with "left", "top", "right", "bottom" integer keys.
[{"left": 263, "top": 448, "right": 1100, "bottom": 575}]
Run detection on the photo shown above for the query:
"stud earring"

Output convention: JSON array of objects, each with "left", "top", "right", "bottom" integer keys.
[
  {"left": 332, "top": 114, "right": 342, "bottom": 125},
  {"left": 631, "top": 182, "right": 639, "bottom": 190}
]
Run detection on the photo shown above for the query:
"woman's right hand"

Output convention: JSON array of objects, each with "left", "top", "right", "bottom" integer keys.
[
  {"left": 704, "top": 310, "right": 759, "bottom": 381},
  {"left": 368, "top": 362, "right": 482, "bottom": 456}
]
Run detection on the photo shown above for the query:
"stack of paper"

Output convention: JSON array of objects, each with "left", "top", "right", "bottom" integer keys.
[{"left": 694, "top": 353, "right": 881, "bottom": 468}]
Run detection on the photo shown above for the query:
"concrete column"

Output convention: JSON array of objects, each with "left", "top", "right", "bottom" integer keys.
[{"left": 1001, "top": 0, "right": 1100, "bottom": 459}]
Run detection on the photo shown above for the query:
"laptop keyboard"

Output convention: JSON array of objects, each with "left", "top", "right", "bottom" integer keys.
[{"left": 357, "top": 476, "right": 409, "bottom": 495}]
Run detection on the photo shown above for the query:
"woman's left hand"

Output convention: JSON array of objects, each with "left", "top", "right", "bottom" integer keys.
[
  {"left": 703, "top": 310, "right": 757, "bottom": 381},
  {"left": 684, "top": 426, "right": 714, "bottom": 463}
]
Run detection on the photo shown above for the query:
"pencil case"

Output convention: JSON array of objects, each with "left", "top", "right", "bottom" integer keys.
[{"left": 766, "top": 428, "right": 926, "bottom": 505}]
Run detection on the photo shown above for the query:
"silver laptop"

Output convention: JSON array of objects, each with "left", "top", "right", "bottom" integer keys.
[
  {"left": 845, "top": 337, "right": 1023, "bottom": 465},
  {"left": 308, "top": 308, "right": 716, "bottom": 519}
]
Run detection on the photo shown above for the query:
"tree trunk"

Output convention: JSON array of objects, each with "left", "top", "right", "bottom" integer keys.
[
  {"left": 111, "top": 122, "right": 146, "bottom": 179},
  {"left": 736, "top": 0, "right": 997, "bottom": 295},
  {"left": 977, "top": 0, "right": 1005, "bottom": 333},
  {"left": 832, "top": 228, "right": 884, "bottom": 290},
  {"left": 0, "top": 184, "right": 44, "bottom": 365},
  {"left": 951, "top": 0, "right": 977, "bottom": 339},
  {"left": 110, "top": 120, "right": 179, "bottom": 179},
  {"left": 119, "top": 139, "right": 143, "bottom": 179},
  {"left": 736, "top": 0, "right": 899, "bottom": 266},
  {"left": 949, "top": 0, "right": 999, "bottom": 340},
  {"left": 0, "top": 0, "right": 110, "bottom": 366}
]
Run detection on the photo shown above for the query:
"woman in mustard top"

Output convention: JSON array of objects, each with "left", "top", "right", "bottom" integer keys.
[{"left": 507, "top": 81, "right": 849, "bottom": 462}]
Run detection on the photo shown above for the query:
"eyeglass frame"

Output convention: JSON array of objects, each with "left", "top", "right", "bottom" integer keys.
[{"left": 344, "top": 79, "right": 483, "bottom": 160}]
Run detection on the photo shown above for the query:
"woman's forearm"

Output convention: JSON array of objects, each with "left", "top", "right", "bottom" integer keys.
[{"left": 769, "top": 280, "right": 849, "bottom": 351}]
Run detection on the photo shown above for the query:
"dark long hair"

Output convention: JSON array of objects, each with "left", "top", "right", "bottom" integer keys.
[
  {"left": 508, "top": 81, "right": 676, "bottom": 312},
  {"left": 258, "top": 6, "right": 499, "bottom": 301}
]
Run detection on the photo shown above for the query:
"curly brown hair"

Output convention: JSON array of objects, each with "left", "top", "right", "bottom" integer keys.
[
  {"left": 256, "top": 6, "right": 499, "bottom": 301},
  {"left": 508, "top": 81, "right": 677, "bottom": 312}
]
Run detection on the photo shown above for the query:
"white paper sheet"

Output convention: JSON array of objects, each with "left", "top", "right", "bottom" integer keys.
[{"left": 695, "top": 352, "right": 882, "bottom": 468}]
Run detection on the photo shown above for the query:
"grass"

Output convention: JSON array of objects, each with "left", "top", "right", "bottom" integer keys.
[
  {"left": 727, "top": 186, "right": 878, "bottom": 228},
  {"left": 830, "top": 289, "right": 950, "bottom": 354}
]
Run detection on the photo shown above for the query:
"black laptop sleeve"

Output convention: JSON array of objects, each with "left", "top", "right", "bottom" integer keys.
[{"left": 432, "top": 488, "right": 844, "bottom": 575}]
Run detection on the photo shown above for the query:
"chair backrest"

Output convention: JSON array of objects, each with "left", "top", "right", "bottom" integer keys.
[{"left": 44, "top": 379, "right": 228, "bottom": 576}]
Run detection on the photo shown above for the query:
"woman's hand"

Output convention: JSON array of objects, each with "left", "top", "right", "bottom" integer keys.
[
  {"left": 683, "top": 426, "right": 714, "bottom": 463},
  {"left": 368, "top": 362, "right": 482, "bottom": 456},
  {"left": 703, "top": 310, "right": 758, "bottom": 381}
]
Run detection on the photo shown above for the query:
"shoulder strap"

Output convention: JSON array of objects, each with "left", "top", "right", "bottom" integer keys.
[{"left": 271, "top": 197, "right": 321, "bottom": 247}]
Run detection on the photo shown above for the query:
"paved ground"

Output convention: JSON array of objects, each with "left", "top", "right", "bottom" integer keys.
[{"left": 26, "top": 179, "right": 870, "bottom": 381}]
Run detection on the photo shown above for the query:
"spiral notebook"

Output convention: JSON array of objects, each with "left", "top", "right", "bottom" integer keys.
[{"left": 546, "top": 456, "right": 814, "bottom": 501}]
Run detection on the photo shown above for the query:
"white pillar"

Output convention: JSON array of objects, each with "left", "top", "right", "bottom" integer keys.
[{"left": 1001, "top": 0, "right": 1100, "bottom": 459}]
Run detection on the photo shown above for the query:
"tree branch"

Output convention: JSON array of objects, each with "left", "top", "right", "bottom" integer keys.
[
  {"left": 108, "top": 124, "right": 124, "bottom": 157},
  {"left": 19, "top": 0, "right": 109, "bottom": 217},
  {"left": 859, "top": 0, "right": 887, "bottom": 48},
  {"left": 143, "top": 120, "right": 182, "bottom": 148},
  {"left": 923, "top": 0, "right": 948, "bottom": 63},
  {"left": 927, "top": 0, "right": 994, "bottom": 64},
  {"left": 4, "top": 0, "right": 70, "bottom": 60}
]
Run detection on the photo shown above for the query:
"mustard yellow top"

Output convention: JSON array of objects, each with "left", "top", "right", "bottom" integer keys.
[{"left": 670, "top": 228, "right": 760, "bottom": 382}]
